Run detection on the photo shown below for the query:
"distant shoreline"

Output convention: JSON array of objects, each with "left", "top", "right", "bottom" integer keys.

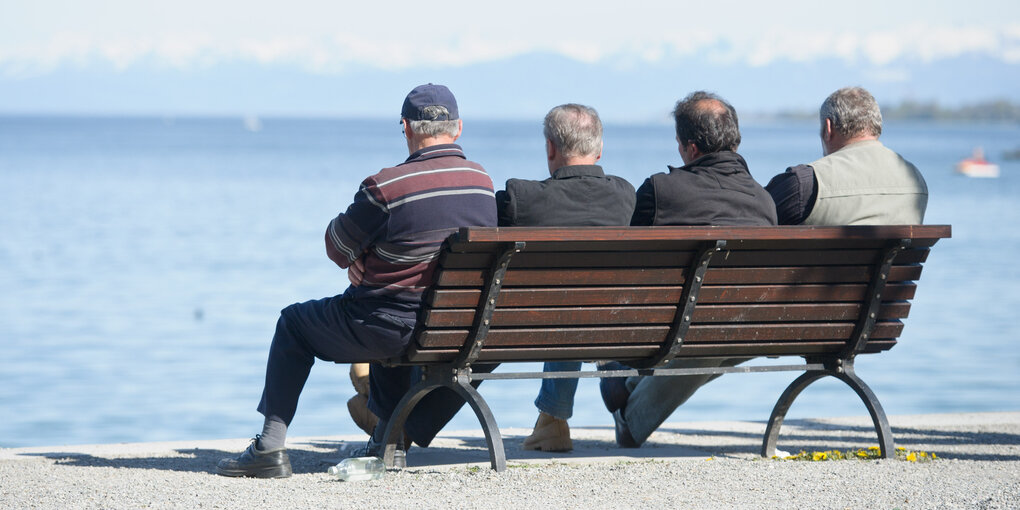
[
  {"left": 2, "top": 99, "right": 1020, "bottom": 124},
  {"left": 753, "top": 99, "right": 1020, "bottom": 123}
]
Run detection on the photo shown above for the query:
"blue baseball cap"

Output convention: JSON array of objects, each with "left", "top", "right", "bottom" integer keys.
[{"left": 401, "top": 83, "right": 459, "bottom": 121}]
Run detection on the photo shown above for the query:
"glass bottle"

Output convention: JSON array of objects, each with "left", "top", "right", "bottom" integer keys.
[{"left": 327, "top": 457, "right": 385, "bottom": 481}]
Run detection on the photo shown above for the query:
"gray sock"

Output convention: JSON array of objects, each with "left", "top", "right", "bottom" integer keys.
[{"left": 257, "top": 416, "right": 287, "bottom": 451}]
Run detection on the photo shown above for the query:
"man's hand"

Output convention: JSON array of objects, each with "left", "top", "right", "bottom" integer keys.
[{"left": 348, "top": 257, "right": 366, "bottom": 286}]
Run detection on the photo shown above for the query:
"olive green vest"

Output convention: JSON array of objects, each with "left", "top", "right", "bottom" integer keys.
[{"left": 804, "top": 140, "right": 928, "bottom": 225}]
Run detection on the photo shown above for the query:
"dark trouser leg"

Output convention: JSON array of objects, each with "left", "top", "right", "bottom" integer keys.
[
  {"left": 256, "top": 309, "right": 316, "bottom": 427},
  {"left": 257, "top": 296, "right": 415, "bottom": 428},
  {"left": 367, "top": 363, "right": 499, "bottom": 447}
]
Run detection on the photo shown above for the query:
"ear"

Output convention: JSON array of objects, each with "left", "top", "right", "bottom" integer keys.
[
  {"left": 402, "top": 119, "right": 413, "bottom": 139},
  {"left": 678, "top": 140, "right": 703, "bottom": 164},
  {"left": 595, "top": 145, "right": 603, "bottom": 162},
  {"left": 546, "top": 138, "right": 556, "bottom": 161},
  {"left": 821, "top": 118, "right": 833, "bottom": 142},
  {"left": 451, "top": 119, "right": 463, "bottom": 141}
]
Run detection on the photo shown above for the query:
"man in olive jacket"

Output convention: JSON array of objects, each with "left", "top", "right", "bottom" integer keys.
[{"left": 765, "top": 86, "right": 928, "bottom": 225}]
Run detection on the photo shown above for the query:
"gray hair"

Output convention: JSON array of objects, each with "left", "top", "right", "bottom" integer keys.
[
  {"left": 820, "top": 87, "right": 883, "bottom": 138},
  {"left": 407, "top": 106, "right": 460, "bottom": 137},
  {"left": 543, "top": 103, "right": 603, "bottom": 158}
]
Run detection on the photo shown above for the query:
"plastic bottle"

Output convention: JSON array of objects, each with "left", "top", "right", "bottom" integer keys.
[{"left": 327, "top": 457, "right": 385, "bottom": 481}]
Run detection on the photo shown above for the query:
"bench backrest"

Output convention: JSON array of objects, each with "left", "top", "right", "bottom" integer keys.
[{"left": 400, "top": 225, "right": 951, "bottom": 366}]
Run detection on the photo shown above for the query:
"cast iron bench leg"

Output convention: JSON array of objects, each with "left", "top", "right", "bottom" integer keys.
[
  {"left": 761, "top": 365, "right": 895, "bottom": 458},
  {"left": 447, "top": 378, "right": 507, "bottom": 472},
  {"left": 380, "top": 373, "right": 507, "bottom": 472},
  {"left": 380, "top": 377, "right": 440, "bottom": 468}
]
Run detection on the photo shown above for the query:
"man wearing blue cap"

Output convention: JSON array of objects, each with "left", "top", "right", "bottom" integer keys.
[{"left": 216, "top": 84, "right": 497, "bottom": 478}]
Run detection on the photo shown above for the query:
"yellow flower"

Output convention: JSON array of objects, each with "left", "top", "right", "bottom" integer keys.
[
  {"left": 931, "top": 453, "right": 937, "bottom": 459},
  {"left": 906, "top": 452, "right": 917, "bottom": 462},
  {"left": 856, "top": 450, "right": 869, "bottom": 458},
  {"left": 919, "top": 452, "right": 928, "bottom": 458},
  {"left": 896, "top": 446, "right": 906, "bottom": 451},
  {"left": 869, "top": 446, "right": 880, "bottom": 451},
  {"left": 812, "top": 452, "right": 827, "bottom": 461}
]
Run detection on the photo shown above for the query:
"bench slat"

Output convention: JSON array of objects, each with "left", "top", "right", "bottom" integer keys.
[
  {"left": 438, "top": 248, "right": 930, "bottom": 269},
  {"left": 447, "top": 238, "right": 942, "bottom": 253},
  {"left": 436, "top": 265, "right": 922, "bottom": 287},
  {"left": 423, "top": 302, "right": 912, "bottom": 328},
  {"left": 428, "top": 283, "right": 917, "bottom": 308},
  {"left": 416, "top": 321, "right": 904, "bottom": 348},
  {"left": 450, "top": 225, "right": 950, "bottom": 244},
  {"left": 402, "top": 340, "right": 898, "bottom": 363}
]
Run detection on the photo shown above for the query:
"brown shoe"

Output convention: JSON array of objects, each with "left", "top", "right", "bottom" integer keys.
[
  {"left": 350, "top": 363, "right": 371, "bottom": 396},
  {"left": 347, "top": 393, "right": 379, "bottom": 436},
  {"left": 522, "top": 412, "right": 573, "bottom": 452}
]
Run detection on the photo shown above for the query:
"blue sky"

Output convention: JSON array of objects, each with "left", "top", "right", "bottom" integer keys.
[{"left": 1, "top": 0, "right": 1018, "bottom": 119}]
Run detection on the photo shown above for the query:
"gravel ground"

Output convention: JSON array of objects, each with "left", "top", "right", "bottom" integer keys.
[{"left": 2, "top": 412, "right": 1017, "bottom": 509}]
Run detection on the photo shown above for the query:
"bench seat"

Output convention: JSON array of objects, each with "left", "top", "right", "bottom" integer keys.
[{"left": 377, "top": 225, "right": 951, "bottom": 471}]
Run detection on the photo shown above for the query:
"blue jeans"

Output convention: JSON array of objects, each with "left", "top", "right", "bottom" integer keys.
[{"left": 534, "top": 361, "right": 583, "bottom": 420}]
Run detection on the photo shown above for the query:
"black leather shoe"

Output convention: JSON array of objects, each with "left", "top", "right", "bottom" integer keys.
[
  {"left": 599, "top": 361, "right": 631, "bottom": 413},
  {"left": 613, "top": 409, "right": 639, "bottom": 448},
  {"left": 216, "top": 438, "right": 293, "bottom": 478}
]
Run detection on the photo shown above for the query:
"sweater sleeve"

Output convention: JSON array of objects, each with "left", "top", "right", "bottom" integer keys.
[
  {"left": 324, "top": 179, "right": 389, "bottom": 268},
  {"left": 765, "top": 164, "right": 817, "bottom": 225}
]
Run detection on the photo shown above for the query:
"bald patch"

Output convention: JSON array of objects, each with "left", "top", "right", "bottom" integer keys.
[{"left": 694, "top": 99, "right": 728, "bottom": 115}]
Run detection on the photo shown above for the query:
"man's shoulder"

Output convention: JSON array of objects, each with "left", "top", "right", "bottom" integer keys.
[
  {"left": 368, "top": 153, "right": 486, "bottom": 184},
  {"left": 599, "top": 171, "right": 637, "bottom": 193},
  {"left": 811, "top": 140, "right": 918, "bottom": 172},
  {"left": 506, "top": 171, "right": 635, "bottom": 196}
]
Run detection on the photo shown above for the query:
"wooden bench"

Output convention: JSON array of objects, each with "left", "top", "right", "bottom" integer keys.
[{"left": 378, "top": 225, "right": 952, "bottom": 471}]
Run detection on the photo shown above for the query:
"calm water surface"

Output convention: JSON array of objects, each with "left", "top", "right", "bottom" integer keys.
[{"left": 1, "top": 117, "right": 1018, "bottom": 448}]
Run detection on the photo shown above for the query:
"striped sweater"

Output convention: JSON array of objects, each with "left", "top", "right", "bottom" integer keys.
[{"left": 325, "top": 144, "right": 497, "bottom": 304}]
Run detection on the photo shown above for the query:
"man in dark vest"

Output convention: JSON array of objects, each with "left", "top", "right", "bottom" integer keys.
[
  {"left": 600, "top": 91, "right": 776, "bottom": 448},
  {"left": 765, "top": 86, "right": 928, "bottom": 225}
]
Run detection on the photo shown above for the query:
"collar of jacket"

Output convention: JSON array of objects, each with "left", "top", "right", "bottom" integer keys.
[
  {"left": 667, "top": 150, "right": 749, "bottom": 175},
  {"left": 403, "top": 143, "right": 466, "bottom": 164},
  {"left": 551, "top": 164, "right": 606, "bottom": 179}
]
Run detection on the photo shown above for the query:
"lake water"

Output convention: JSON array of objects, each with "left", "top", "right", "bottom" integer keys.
[{"left": 1, "top": 116, "right": 1018, "bottom": 448}]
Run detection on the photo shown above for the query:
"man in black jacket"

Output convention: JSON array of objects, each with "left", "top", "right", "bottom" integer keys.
[
  {"left": 601, "top": 91, "right": 776, "bottom": 448},
  {"left": 502, "top": 104, "right": 635, "bottom": 452}
]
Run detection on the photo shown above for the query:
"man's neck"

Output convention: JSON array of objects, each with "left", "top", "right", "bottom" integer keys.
[
  {"left": 407, "top": 136, "right": 456, "bottom": 154},
  {"left": 824, "top": 131, "right": 878, "bottom": 156},
  {"left": 549, "top": 156, "right": 598, "bottom": 174}
]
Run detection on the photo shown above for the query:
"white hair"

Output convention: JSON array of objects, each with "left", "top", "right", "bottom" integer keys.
[
  {"left": 820, "top": 87, "right": 883, "bottom": 138},
  {"left": 407, "top": 105, "right": 460, "bottom": 138},
  {"left": 543, "top": 103, "right": 603, "bottom": 158}
]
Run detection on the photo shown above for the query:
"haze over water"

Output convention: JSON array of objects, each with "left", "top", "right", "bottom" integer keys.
[{"left": 1, "top": 116, "right": 1018, "bottom": 448}]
